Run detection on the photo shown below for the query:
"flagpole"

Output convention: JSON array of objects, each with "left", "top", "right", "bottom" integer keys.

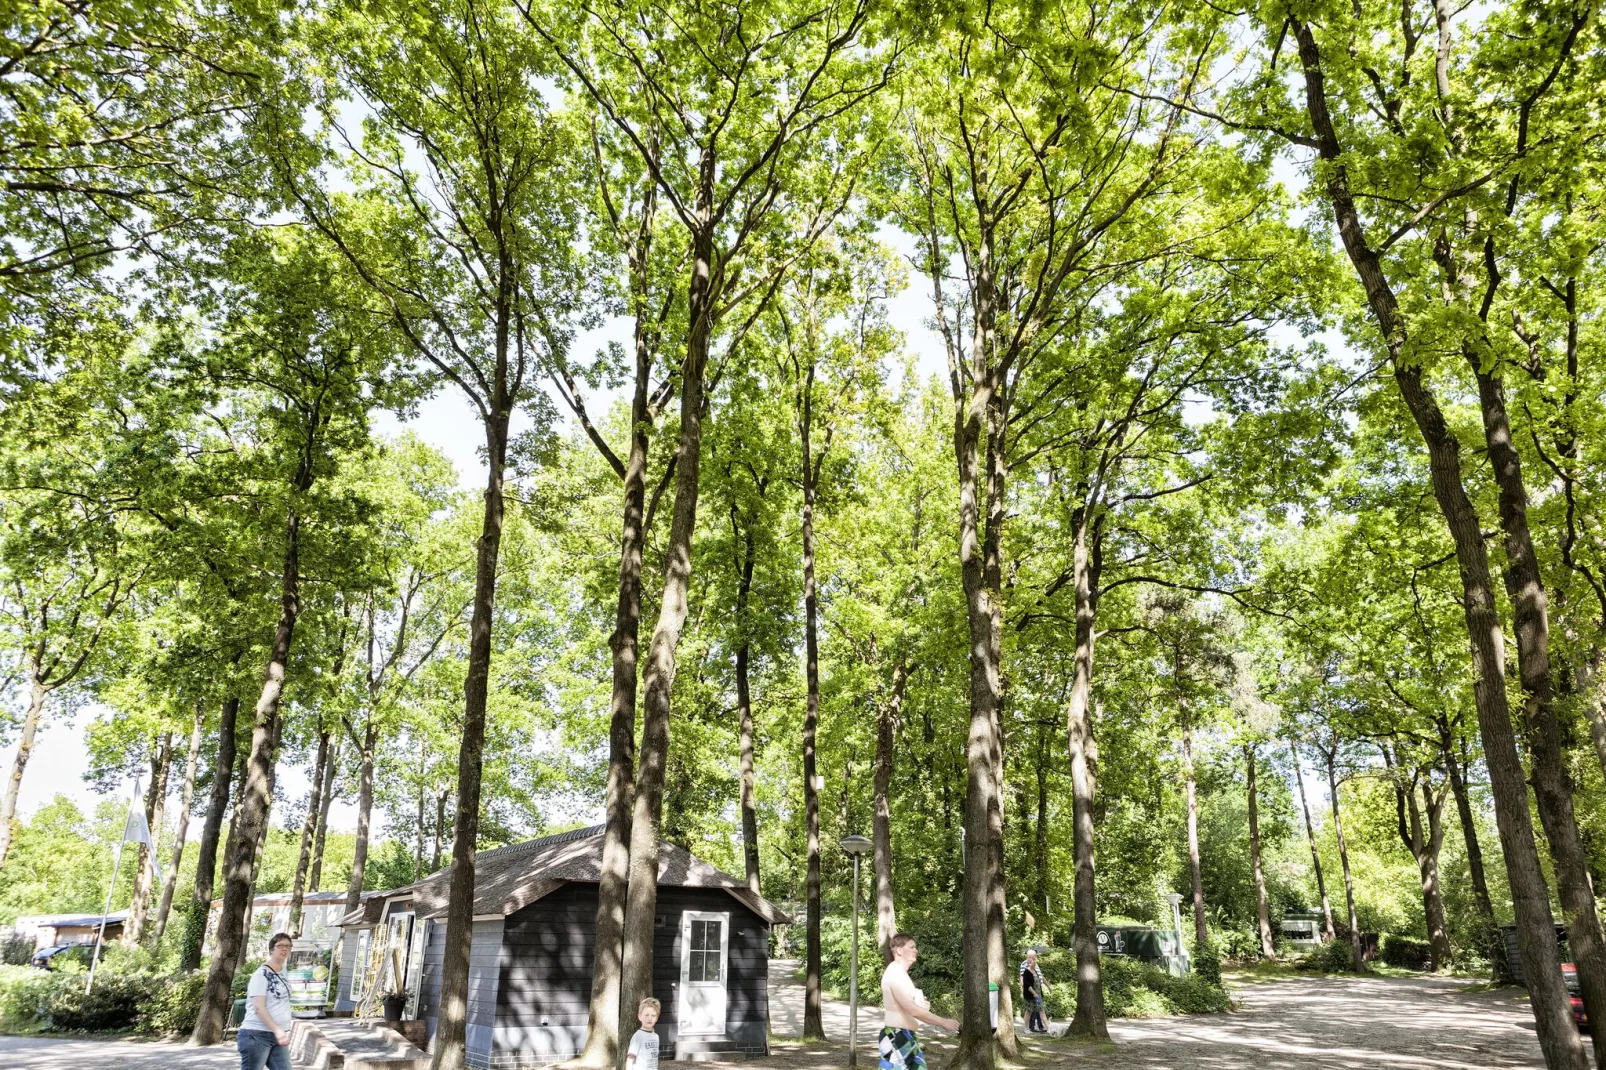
[{"left": 86, "top": 775, "right": 140, "bottom": 996}]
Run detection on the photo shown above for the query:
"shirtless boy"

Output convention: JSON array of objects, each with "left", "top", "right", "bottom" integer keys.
[{"left": 878, "top": 932, "right": 959, "bottom": 1070}]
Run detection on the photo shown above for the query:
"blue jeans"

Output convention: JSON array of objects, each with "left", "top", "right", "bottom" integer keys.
[{"left": 238, "top": 1027, "right": 291, "bottom": 1070}]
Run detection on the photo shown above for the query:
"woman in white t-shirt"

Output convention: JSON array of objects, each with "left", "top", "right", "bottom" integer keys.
[{"left": 238, "top": 932, "right": 294, "bottom": 1070}]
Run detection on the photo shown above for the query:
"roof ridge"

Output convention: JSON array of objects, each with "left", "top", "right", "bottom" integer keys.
[{"left": 474, "top": 823, "right": 605, "bottom": 862}]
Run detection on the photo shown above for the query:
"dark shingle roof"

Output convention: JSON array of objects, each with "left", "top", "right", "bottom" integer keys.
[{"left": 337, "top": 826, "right": 789, "bottom": 928}]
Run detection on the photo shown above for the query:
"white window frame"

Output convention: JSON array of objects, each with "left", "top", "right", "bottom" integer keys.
[{"left": 678, "top": 910, "right": 731, "bottom": 1038}]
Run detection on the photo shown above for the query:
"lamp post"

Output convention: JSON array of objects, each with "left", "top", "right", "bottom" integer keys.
[
  {"left": 840, "top": 834, "right": 873, "bottom": 1068},
  {"left": 1166, "top": 892, "right": 1186, "bottom": 975}
]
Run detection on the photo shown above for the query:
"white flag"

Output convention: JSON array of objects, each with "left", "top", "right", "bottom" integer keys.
[{"left": 123, "top": 808, "right": 164, "bottom": 888}]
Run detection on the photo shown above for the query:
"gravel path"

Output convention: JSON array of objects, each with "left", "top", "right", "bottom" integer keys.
[
  {"left": 0, "top": 965, "right": 1566, "bottom": 1067},
  {"left": 765, "top": 963, "right": 1563, "bottom": 1070}
]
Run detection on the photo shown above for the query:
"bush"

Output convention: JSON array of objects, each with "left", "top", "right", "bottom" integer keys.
[
  {"left": 43, "top": 972, "right": 151, "bottom": 1032},
  {"left": 1032, "top": 950, "right": 1229, "bottom": 1020},
  {"left": 1379, "top": 935, "right": 1433, "bottom": 971},
  {"left": 1297, "top": 938, "right": 1361, "bottom": 974},
  {"left": 1100, "top": 957, "right": 1232, "bottom": 1017},
  {"left": 138, "top": 972, "right": 207, "bottom": 1036},
  {"left": 1, "top": 937, "right": 33, "bottom": 967},
  {"left": 1214, "top": 930, "right": 1262, "bottom": 961},
  {"left": 0, "top": 960, "right": 207, "bottom": 1036},
  {"left": 1193, "top": 946, "right": 1222, "bottom": 985},
  {"left": 0, "top": 964, "right": 62, "bottom": 1033}
]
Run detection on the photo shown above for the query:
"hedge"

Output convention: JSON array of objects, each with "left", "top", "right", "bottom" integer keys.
[
  {"left": 1038, "top": 951, "right": 1231, "bottom": 1019},
  {"left": 0, "top": 961, "right": 221, "bottom": 1035},
  {"left": 1379, "top": 935, "right": 1433, "bottom": 971}
]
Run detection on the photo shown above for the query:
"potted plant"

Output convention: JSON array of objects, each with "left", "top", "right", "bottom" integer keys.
[{"left": 382, "top": 988, "right": 406, "bottom": 1022}]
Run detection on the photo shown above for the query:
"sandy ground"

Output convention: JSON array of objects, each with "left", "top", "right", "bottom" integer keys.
[{"left": 0, "top": 962, "right": 1563, "bottom": 1068}]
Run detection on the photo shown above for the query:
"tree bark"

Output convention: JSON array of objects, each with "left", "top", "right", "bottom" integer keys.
[
  {"left": 1245, "top": 745, "right": 1274, "bottom": 961},
  {"left": 873, "top": 658, "right": 905, "bottom": 964},
  {"left": 154, "top": 704, "right": 205, "bottom": 944},
  {"left": 432, "top": 787, "right": 448, "bottom": 873},
  {"left": 345, "top": 724, "right": 379, "bottom": 919},
  {"left": 181, "top": 693, "right": 239, "bottom": 972},
  {"left": 1325, "top": 751, "right": 1362, "bottom": 972},
  {"left": 577, "top": 173, "right": 658, "bottom": 1070},
  {"left": 432, "top": 405, "right": 511, "bottom": 1070},
  {"left": 1288, "top": 739, "right": 1335, "bottom": 942},
  {"left": 1289, "top": 20, "right": 1584, "bottom": 1063},
  {"left": 618, "top": 213, "right": 714, "bottom": 1061},
  {"left": 1408, "top": 780, "right": 1453, "bottom": 970},
  {"left": 192, "top": 504, "right": 304, "bottom": 1045},
  {"left": 1465, "top": 359, "right": 1606, "bottom": 1061},
  {"left": 0, "top": 679, "right": 49, "bottom": 869},
  {"left": 735, "top": 520, "right": 761, "bottom": 897},
  {"left": 1033, "top": 717, "right": 1050, "bottom": 938},
  {"left": 1065, "top": 520, "right": 1106, "bottom": 1039},
  {"left": 289, "top": 728, "right": 332, "bottom": 937},
  {"left": 309, "top": 736, "right": 340, "bottom": 893},
  {"left": 800, "top": 367, "right": 825, "bottom": 1042},
  {"left": 126, "top": 734, "right": 172, "bottom": 945},
  {"left": 1183, "top": 709, "right": 1207, "bottom": 950}
]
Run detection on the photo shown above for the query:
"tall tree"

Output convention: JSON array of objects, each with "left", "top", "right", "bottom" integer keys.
[
  {"left": 522, "top": 0, "right": 888, "bottom": 1055},
  {"left": 191, "top": 231, "right": 405, "bottom": 1045}
]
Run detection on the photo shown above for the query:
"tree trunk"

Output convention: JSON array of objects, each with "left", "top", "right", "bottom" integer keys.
[
  {"left": 1325, "top": 752, "right": 1362, "bottom": 972},
  {"left": 873, "top": 658, "right": 905, "bottom": 964},
  {"left": 345, "top": 726, "right": 379, "bottom": 914},
  {"left": 432, "top": 408, "right": 511, "bottom": 1070},
  {"left": 981, "top": 402, "right": 1017, "bottom": 1059},
  {"left": 415, "top": 756, "right": 427, "bottom": 881},
  {"left": 735, "top": 522, "right": 761, "bottom": 897},
  {"left": 309, "top": 736, "right": 340, "bottom": 893},
  {"left": 801, "top": 389, "right": 825, "bottom": 1042},
  {"left": 1409, "top": 782, "right": 1453, "bottom": 970},
  {"left": 1033, "top": 718, "right": 1050, "bottom": 938},
  {"left": 433, "top": 788, "right": 448, "bottom": 873},
  {"left": 125, "top": 733, "right": 172, "bottom": 945},
  {"left": 1468, "top": 361, "right": 1606, "bottom": 1062},
  {"left": 1065, "top": 521, "right": 1106, "bottom": 1039},
  {"left": 0, "top": 678, "right": 49, "bottom": 869},
  {"left": 193, "top": 505, "right": 304, "bottom": 1045},
  {"left": 1245, "top": 745, "right": 1274, "bottom": 961},
  {"left": 154, "top": 705, "right": 205, "bottom": 944},
  {"left": 181, "top": 693, "right": 239, "bottom": 971},
  {"left": 577, "top": 179, "right": 659, "bottom": 1070},
  {"left": 618, "top": 215, "right": 714, "bottom": 1062},
  {"left": 289, "top": 729, "right": 332, "bottom": 937},
  {"left": 1291, "top": 17, "right": 1584, "bottom": 1062},
  {"left": 1288, "top": 740, "right": 1334, "bottom": 941},
  {"left": 1183, "top": 710, "right": 1207, "bottom": 950}
]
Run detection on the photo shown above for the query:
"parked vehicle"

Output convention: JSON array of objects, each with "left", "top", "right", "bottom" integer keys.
[
  {"left": 1562, "top": 964, "right": 1589, "bottom": 1032},
  {"left": 31, "top": 944, "right": 96, "bottom": 969}
]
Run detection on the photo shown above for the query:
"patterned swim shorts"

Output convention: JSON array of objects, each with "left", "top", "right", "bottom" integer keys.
[{"left": 878, "top": 1026, "right": 925, "bottom": 1070}]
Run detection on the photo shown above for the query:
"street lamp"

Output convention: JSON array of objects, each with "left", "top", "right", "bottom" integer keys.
[{"left": 840, "top": 834, "right": 873, "bottom": 1068}]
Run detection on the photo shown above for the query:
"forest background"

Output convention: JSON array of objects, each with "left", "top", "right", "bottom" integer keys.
[{"left": 1, "top": 0, "right": 1605, "bottom": 1068}]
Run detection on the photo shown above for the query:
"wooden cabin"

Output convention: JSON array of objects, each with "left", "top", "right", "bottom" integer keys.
[{"left": 334, "top": 825, "right": 787, "bottom": 1069}]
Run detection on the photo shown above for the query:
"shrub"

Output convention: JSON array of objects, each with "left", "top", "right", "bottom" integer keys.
[
  {"left": 1214, "top": 930, "right": 1262, "bottom": 961},
  {"left": 1031, "top": 951, "right": 1229, "bottom": 1020},
  {"left": 1, "top": 936, "right": 33, "bottom": 966},
  {"left": 232, "top": 958, "right": 264, "bottom": 1000},
  {"left": 1193, "top": 946, "right": 1222, "bottom": 985},
  {"left": 43, "top": 972, "right": 151, "bottom": 1032},
  {"left": 1100, "top": 957, "right": 1231, "bottom": 1017},
  {"left": 0, "top": 964, "right": 62, "bottom": 1033},
  {"left": 1297, "top": 938, "right": 1361, "bottom": 974},
  {"left": 1379, "top": 935, "right": 1432, "bottom": 971},
  {"left": 138, "top": 972, "right": 207, "bottom": 1036}
]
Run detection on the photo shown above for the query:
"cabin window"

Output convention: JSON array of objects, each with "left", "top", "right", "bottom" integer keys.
[{"left": 688, "top": 918, "right": 724, "bottom": 982}]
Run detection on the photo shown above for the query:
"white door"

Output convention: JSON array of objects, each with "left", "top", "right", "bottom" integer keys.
[{"left": 678, "top": 912, "right": 730, "bottom": 1037}]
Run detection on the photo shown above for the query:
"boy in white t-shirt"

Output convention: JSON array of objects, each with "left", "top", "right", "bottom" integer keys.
[{"left": 626, "top": 997, "right": 662, "bottom": 1070}]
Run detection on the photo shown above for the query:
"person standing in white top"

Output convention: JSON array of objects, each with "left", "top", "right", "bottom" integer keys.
[
  {"left": 878, "top": 933, "right": 958, "bottom": 1070},
  {"left": 237, "top": 932, "right": 294, "bottom": 1070}
]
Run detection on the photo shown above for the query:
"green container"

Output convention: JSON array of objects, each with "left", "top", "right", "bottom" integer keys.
[{"left": 230, "top": 997, "right": 247, "bottom": 1029}]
